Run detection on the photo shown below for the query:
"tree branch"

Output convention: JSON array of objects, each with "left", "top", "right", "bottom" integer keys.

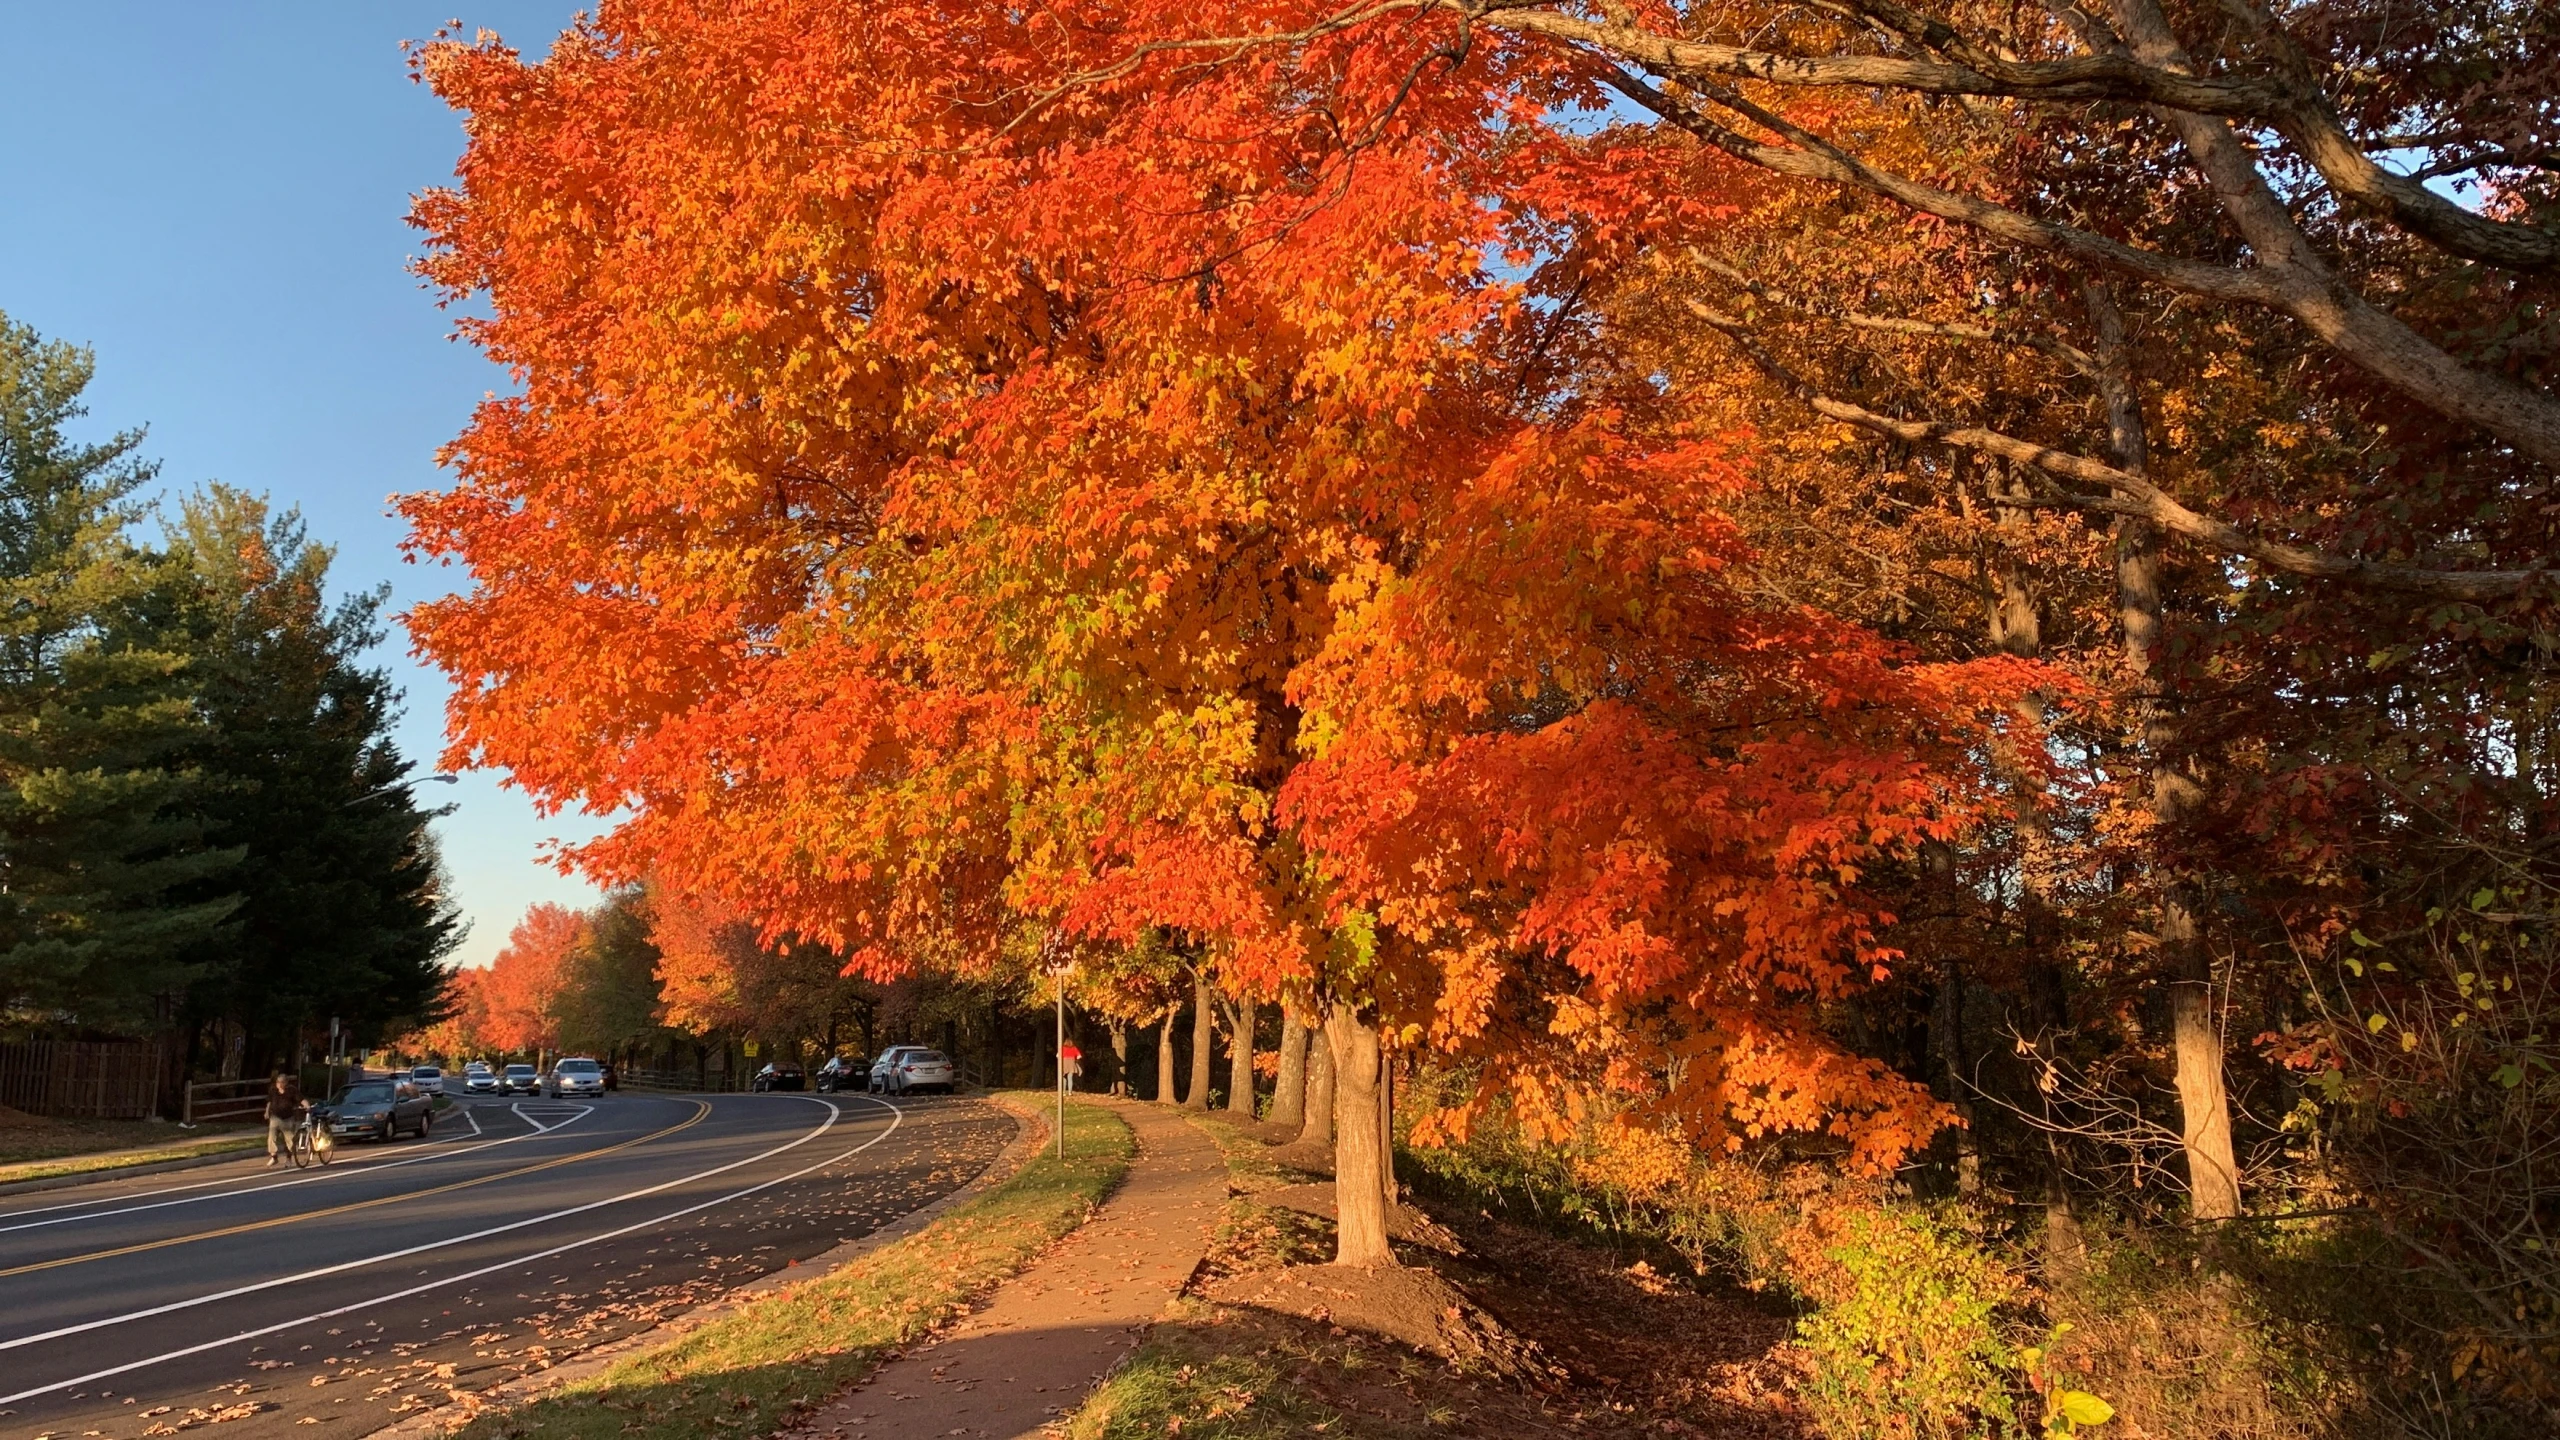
[{"left": 1685, "top": 299, "right": 2544, "bottom": 604}]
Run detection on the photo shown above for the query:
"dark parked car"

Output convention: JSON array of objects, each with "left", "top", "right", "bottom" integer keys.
[
  {"left": 500, "top": 1063, "right": 540, "bottom": 1095},
  {"left": 814, "top": 1055, "right": 863, "bottom": 1092},
  {"left": 324, "top": 1078, "right": 433, "bottom": 1142},
  {"left": 751, "top": 1061, "right": 806, "bottom": 1092}
]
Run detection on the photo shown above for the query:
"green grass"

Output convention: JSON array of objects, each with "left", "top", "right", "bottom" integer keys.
[
  {"left": 1062, "top": 1315, "right": 1351, "bottom": 1440},
  {"left": 0, "top": 1126, "right": 261, "bottom": 1184},
  {"left": 449, "top": 1098, "right": 1135, "bottom": 1440}
]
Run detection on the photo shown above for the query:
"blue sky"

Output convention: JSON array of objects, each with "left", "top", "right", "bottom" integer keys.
[{"left": 0, "top": 6, "right": 592, "bottom": 969}]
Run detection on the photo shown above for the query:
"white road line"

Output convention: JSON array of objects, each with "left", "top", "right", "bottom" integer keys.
[
  {"left": 508, "top": 1100, "right": 593, "bottom": 1133},
  {"left": 0, "top": 1094, "right": 892, "bottom": 1382},
  {"left": 0, "top": 1102, "right": 605, "bottom": 1235}
]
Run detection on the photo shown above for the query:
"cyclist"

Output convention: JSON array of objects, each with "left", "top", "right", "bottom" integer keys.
[{"left": 263, "top": 1072, "right": 302, "bottom": 1168}]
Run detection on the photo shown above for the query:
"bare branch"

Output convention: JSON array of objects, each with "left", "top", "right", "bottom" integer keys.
[{"left": 1685, "top": 299, "right": 2546, "bottom": 604}]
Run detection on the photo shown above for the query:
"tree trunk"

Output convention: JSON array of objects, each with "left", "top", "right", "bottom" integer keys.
[
  {"left": 2090, "top": 280, "right": 2243, "bottom": 1222},
  {"left": 1109, "top": 1022, "right": 1129, "bottom": 1096},
  {"left": 1155, "top": 1006, "right": 1178, "bottom": 1104},
  {"left": 1298, "top": 1029, "right": 1335, "bottom": 1148},
  {"left": 1184, "top": 972, "right": 1216, "bottom": 1109},
  {"left": 1268, "top": 1009, "right": 1309, "bottom": 1130},
  {"left": 2170, "top": 936, "right": 2243, "bottom": 1218},
  {"left": 1325, "top": 1002, "right": 1393, "bottom": 1266},
  {"left": 1225, "top": 994, "right": 1258, "bottom": 1118}
]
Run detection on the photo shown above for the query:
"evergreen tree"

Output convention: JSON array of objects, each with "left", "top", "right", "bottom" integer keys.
[
  {"left": 165, "top": 485, "right": 460, "bottom": 1061},
  {"left": 0, "top": 314, "right": 235, "bottom": 1030}
]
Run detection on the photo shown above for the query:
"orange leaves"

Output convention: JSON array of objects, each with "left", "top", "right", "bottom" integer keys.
[
  {"left": 403, "top": 0, "right": 2056, "bottom": 1173},
  {"left": 476, "top": 903, "right": 588, "bottom": 1053}
]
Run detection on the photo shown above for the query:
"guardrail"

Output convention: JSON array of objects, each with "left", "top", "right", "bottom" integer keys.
[
  {"left": 182, "top": 1078, "right": 271, "bottom": 1127},
  {"left": 616, "top": 1067, "right": 739, "bottom": 1093}
]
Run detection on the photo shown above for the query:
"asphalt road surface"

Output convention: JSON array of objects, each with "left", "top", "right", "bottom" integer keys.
[{"left": 0, "top": 1090, "right": 1012, "bottom": 1440}]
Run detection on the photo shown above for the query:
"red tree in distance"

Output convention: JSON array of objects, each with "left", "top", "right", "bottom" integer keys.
[
  {"left": 478, "top": 903, "right": 584, "bottom": 1059},
  {"left": 404, "top": 1, "right": 2048, "bottom": 1263}
]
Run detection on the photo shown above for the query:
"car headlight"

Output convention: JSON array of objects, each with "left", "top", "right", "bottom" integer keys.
[{"left": 370, "top": 1110, "right": 390, "bottom": 1122}]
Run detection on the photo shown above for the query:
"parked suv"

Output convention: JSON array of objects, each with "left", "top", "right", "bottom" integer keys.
[
  {"left": 548, "top": 1057, "right": 607, "bottom": 1098},
  {"left": 500, "top": 1062, "right": 540, "bottom": 1095}
]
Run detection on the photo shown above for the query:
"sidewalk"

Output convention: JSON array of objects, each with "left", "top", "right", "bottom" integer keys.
[{"left": 777, "top": 1098, "right": 1227, "bottom": 1440}]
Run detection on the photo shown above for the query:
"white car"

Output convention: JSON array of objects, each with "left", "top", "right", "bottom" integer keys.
[
  {"left": 409, "top": 1065, "right": 446, "bottom": 1097},
  {"left": 548, "top": 1057, "right": 606, "bottom": 1098},
  {"left": 464, "top": 1062, "right": 497, "bottom": 1094}
]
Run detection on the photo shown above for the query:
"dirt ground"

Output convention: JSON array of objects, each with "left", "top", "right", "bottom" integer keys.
[
  {"left": 0, "top": 1104, "right": 220, "bottom": 1166},
  {"left": 1160, "top": 1119, "right": 1811, "bottom": 1438}
]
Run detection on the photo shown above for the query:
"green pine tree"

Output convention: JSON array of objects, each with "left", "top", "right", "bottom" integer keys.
[
  {"left": 0, "top": 314, "right": 237, "bottom": 1030},
  {"left": 164, "top": 484, "right": 461, "bottom": 1062}
]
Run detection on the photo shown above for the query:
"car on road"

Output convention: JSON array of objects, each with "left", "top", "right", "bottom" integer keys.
[
  {"left": 500, "top": 1062, "right": 541, "bottom": 1095},
  {"left": 877, "top": 1047, "right": 955, "bottom": 1095},
  {"left": 814, "top": 1055, "right": 863, "bottom": 1092},
  {"left": 751, "top": 1061, "right": 806, "bottom": 1092},
  {"left": 464, "top": 1061, "right": 497, "bottom": 1093},
  {"left": 409, "top": 1064, "right": 447, "bottom": 1097},
  {"left": 548, "top": 1057, "right": 607, "bottom": 1098},
  {"left": 324, "top": 1077, "right": 433, "bottom": 1142}
]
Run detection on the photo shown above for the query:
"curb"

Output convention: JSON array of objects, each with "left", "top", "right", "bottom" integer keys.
[
  {"left": 0, "top": 1137, "right": 265, "bottom": 1198},
  {"left": 362, "top": 1092, "right": 1050, "bottom": 1440}
]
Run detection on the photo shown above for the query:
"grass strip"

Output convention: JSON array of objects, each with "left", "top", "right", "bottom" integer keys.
[
  {"left": 0, "top": 1133, "right": 262, "bottom": 1184},
  {"left": 448, "top": 1097, "right": 1134, "bottom": 1440}
]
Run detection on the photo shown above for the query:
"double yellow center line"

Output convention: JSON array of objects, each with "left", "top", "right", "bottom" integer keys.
[{"left": 0, "top": 1101, "right": 710, "bottom": 1280}]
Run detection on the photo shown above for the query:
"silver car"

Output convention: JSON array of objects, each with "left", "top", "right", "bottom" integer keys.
[
  {"left": 464, "top": 1062, "right": 497, "bottom": 1093},
  {"left": 881, "top": 1048, "right": 955, "bottom": 1095},
  {"left": 409, "top": 1065, "right": 446, "bottom": 1097},
  {"left": 548, "top": 1057, "right": 607, "bottom": 1098},
  {"left": 868, "top": 1046, "right": 924, "bottom": 1093}
]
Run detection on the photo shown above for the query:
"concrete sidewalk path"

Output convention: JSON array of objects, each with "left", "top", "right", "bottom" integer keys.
[{"left": 778, "top": 1099, "right": 1227, "bottom": 1440}]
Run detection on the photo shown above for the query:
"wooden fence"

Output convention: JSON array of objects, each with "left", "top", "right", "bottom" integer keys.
[{"left": 0, "top": 1038, "right": 164, "bottom": 1119}]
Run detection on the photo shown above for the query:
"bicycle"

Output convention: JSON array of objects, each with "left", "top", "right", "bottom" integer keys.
[{"left": 288, "top": 1103, "right": 337, "bottom": 1169}]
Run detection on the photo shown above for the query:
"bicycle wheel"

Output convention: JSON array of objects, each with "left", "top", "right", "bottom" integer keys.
[
  {"left": 311, "top": 1126, "right": 335, "bottom": 1166},
  {"left": 289, "top": 1127, "right": 313, "bottom": 1169}
]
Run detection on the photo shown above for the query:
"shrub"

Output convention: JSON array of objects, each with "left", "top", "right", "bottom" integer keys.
[{"left": 1789, "top": 1204, "right": 2027, "bottom": 1440}]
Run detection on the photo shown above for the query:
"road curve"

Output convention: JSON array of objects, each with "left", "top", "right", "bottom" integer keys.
[{"left": 0, "top": 1091, "right": 1012, "bottom": 1440}]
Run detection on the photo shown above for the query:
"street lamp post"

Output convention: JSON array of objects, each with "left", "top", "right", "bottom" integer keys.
[{"left": 344, "top": 772, "right": 461, "bottom": 809}]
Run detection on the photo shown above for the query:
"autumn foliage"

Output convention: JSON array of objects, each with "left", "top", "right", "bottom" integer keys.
[{"left": 402, "top": 0, "right": 2056, "bottom": 1177}]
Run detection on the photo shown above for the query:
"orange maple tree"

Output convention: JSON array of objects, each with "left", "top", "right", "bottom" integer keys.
[
  {"left": 475, "top": 902, "right": 585, "bottom": 1056},
  {"left": 404, "top": 0, "right": 2045, "bottom": 1260}
]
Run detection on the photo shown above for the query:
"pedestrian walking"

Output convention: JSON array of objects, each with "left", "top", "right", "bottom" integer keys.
[{"left": 264, "top": 1073, "right": 301, "bottom": 1167}]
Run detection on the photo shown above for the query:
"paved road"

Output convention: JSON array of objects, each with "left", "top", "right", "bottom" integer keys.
[{"left": 0, "top": 1091, "right": 1012, "bottom": 1440}]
